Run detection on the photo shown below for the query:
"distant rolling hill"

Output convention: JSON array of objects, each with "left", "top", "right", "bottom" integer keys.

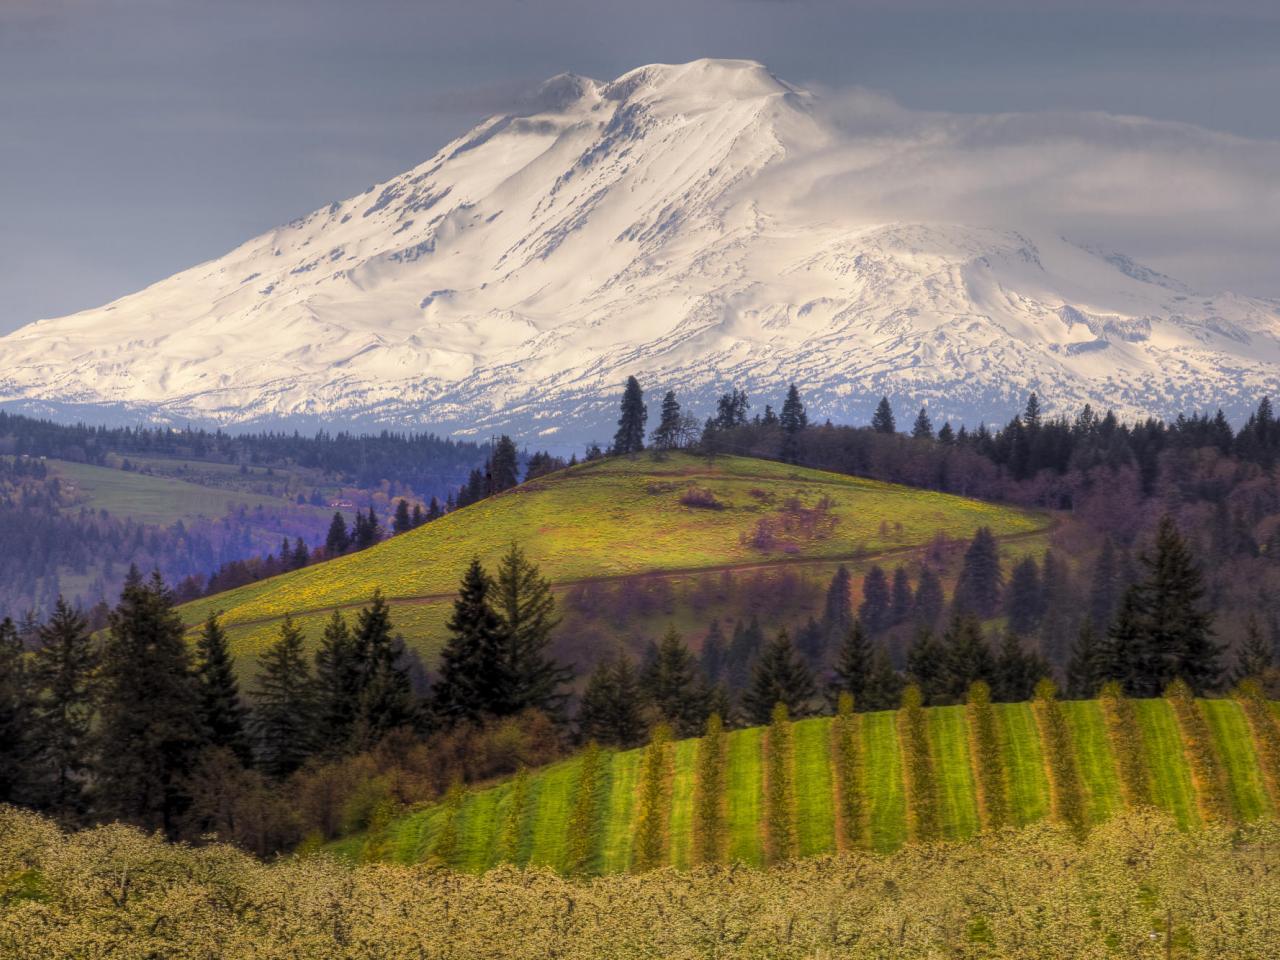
[
  {"left": 332, "top": 691, "right": 1280, "bottom": 873},
  {"left": 178, "top": 453, "right": 1049, "bottom": 666}
]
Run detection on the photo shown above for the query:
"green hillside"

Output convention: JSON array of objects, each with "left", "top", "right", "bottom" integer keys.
[
  {"left": 179, "top": 453, "right": 1047, "bottom": 662},
  {"left": 334, "top": 690, "right": 1280, "bottom": 873}
]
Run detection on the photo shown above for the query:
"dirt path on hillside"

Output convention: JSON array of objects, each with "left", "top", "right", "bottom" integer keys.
[{"left": 221, "top": 519, "right": 1059, "bottom": 631}]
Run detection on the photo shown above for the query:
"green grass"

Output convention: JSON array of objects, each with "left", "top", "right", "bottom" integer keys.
[
  {"left": 927, "top": 705, "right": 980, "bottom": 839},
  {"left": 1060, "top": 700, "right": 1124, "bottom": 824},
  {"left": 179, "top": 453, "right": 1047, "bottom": 662},
  {"left": 995, "top": 702, "right": 1051, "bottom": 826},
  {"left": 1133, "top": 699, "right": 1199, "bottom": 829},
  {"left": 341, "top": 697, "right": 1280, "bottom": 874},
  {"left": 792, "top": 718, "right": 836, "bottom": 858},
  {"left": 1202, "top": 700, "right": 1271, "bottom": 822},
  {"left": 861, "top": 710, "right": 908, "bottom": 852}
]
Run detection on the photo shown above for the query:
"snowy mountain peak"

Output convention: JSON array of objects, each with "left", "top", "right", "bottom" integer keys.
[{"left": 0, "top": 60, "right": 1277, "bottom": 443}]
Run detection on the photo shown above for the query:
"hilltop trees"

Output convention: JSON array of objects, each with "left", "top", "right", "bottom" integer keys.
[
  {"left": 613, "top": 376, "right": 648, "bottom": 455},
  {"left": 871, "top": 396, "right": 896, "bottom": 434},
  {"left": 780, "top": 384, "right": 807, "bottom": 462},
  {"left": 651, "top": 391, "right": 683, "bottom": 451}
]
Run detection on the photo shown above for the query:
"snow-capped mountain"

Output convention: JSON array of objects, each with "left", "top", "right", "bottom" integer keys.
[{"left": 3, "top": 58, "right": 1278, "bottom": 444}]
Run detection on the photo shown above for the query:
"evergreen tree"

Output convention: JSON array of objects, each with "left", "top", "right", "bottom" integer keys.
[
  {"left": 939, "top": 613, "right": 995, "bottom": 704},
  {"left": 578, "top": 654, "right": 646, "bottom": 748},
  {"left": 1233, "top": 614, "right": 1274, "bottom": 686},
  {"left": 780, "top": 383, "right": 807, "bottom": 462},
  {"left": 1004, "top": 557, "right": 1044, "bottom": 636},
  {"left": 292, "top": 537, "right": 309, "bottom": 570},
  {"left": 699, "top": 620, "right": 727, "bottom": 685},
  {"left": 432, "top": 559, "right": 510, "bottom": 724},
  {"left": 194, "top": 613, "right": 251, "bottom": 766},
  {"left": 741, "top": 630, "right": 816, "bottom": 725},
  {"left": 889, "top": 566, "right": 914, "bottom": 626},
  {"left": 0, "top": 617, "right": 32, "bottom": 804},
  {"left": 1066, "top": 621, "right": 1105, "bottom": 698},
  {"left": 412, "top": 503, "right": 426, "bottom": 528},
  {"left": 992, "top": 630, "right": 1047, "bottom": 702},
  {"left": 612, "top": 376, "right": 648, "bottom": 455},
  {"left": 1133, "top": 516, "right": 1221, "bottom": 694},
  {"left": 914, "top": 566, "right": 945, "bottom": 628},
  {"left": 725, "top": 615, "right": 764, "bottom": 691},
  {"left": 393, "top": 499, "right": 412, "bottom": 534},
  {"left": 870, "top": 395, "right": 896, "bottom": 434},
  {"left": 351, "top": 590, "right": 413, "bottom": 743},
  {"left": 426, "top": 497, "right": 443, "bottom": 522},
  {"left": 858, "top": 565, "right": 892, "bottom": 634},
  {"left": 828, "top": 620, "right": 873, "bottom": 708},
  {"left": 488, "top": 435, "right": 520, "bottom": 493},
  {"left": 906, "top": 626, "right": 946, "bottom": 703},
  {"left": 358, "top": 507, "right": 381, "bottom": 548},
  {"left": 1100, "top": 586, "right": 1146, "bottom": 695},
  {"left": 639, "top": 627, "right": 709, "bottom": 737},
  {"left": 492, "top": 544, "right": 572, "bottom": 719},
  {"left": 95, "top": 571, "right": 205, "bottom": 834},
  {"left": 821, "top": 566, "right": 853, "bottom": 640},
  {"left": 313, "top": 610, "right": 361, "bottom": 752},
  {"left": 937, "top": 422, "right": 955, "bottom": 444},
  {"left": 325, "top": 512, "right": 350, "bottom": 555},
  {"left": 952, "top": 527, "right": 1003, "bottom": 618},
  {"left": 1088, "top": 538, "right": 1119, "bottom": 632},
  {"left": 650, "top": 390, "right": 683, "bottom": 451},
  {"left": 794, "top": 616, "right": 826, "bottom": 669},
  {"left": 863, "top": 644, "right": 904, "bottom": 711},
  {"left": 251, "top": 615, "right": 316, "bottom": 779},
  {"left": 911, "top": 406, "right": 934, "bottom": 440},
  {"left": 29, "top": 603, "right": 95, "bottom": 817}
]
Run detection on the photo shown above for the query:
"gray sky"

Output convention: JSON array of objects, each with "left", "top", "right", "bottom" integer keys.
[{"left": 3, "top": 0, "right": 1279, "bottom": 332}]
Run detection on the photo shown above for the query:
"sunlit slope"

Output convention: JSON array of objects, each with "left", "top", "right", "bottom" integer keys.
[
  {"left": 180, "top": 453, "right": 1046, "bottom": 659},
  {"left": 336, "top": 694, "right": 1280, "bottom": 874}
]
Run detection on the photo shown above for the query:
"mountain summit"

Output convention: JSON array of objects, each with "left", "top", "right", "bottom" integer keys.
[{"left": 3, "top": 59, "right": 1277, "bottom": 440}]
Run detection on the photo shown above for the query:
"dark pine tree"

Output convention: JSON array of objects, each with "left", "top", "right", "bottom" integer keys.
[
  {"left": 939, "top": 613, "right": 995, "bottom": 704},
  {"left": 828, "top": 620, "right": 873, "bottom": 708},
  {"left": 194, "top": 613, "right": 251, "bottom": 766},
  {"left": 871, "top": 396, "right": 897, "bottom": 434},
  {"left": 639, "top": 626, "right": 710, "bottom": 738},
  {"left": 1101, "top": 586, "right": 1147, "bottom": 695},
  {"left": 889, "top": 566, "right": 914, "bottom": 626},
  {"left": 863, "top": 645, "right": 904, "bottom": 711},
  {"left": 251, "top": 615, "right": 316, "bottom": 779},
  {"left": 1066, "top": 621, "right": 1106, "bottom": 698},
  {"left": 411, "top": 503, "right": 426, "bottom": 528},
  {"left": 651, "top": 390, "right": 683, "bottom": 451},
  {"left": 725, "top": 615, "right": 764, "bottom": 692},
  {"left": 0, "top": 617, "right": 33, "bottom": 805},
  {"left": 492, "top": 544, "right": 572, "bottom": 719},
  {"left": 351, "top": 590, "right": 413, "bottom": 745},
  {"left": 578, "top": 654, "right": 647, "bottom": 748},
  {"left": 393, "top": 499, "right": 413, "bottom": 534},
  {"left": 911, "top": 406, "right": 934, "bottom": 440},
  {"left": 1133, "top": 516, "right": 1222, "bottom": 694},
  {"left": 858, "top": 565, "right": 892, "bottom": 634},
  {"left": 794, "top": 616, "right": 826, "bottom": 670},
  {"left": 432, "top": 559, "right": 510, "bottom": 725},
  {"left": 1004, "top": 557, "right": 1044, "bottom": 637},
  {"left": 699, "top": 619, "right": 727, "bottom": 685},
  {"left": 488, "top": 435, "right": 520, "bottom": 493},
  {"left": 741, "top": 629, "right": 817, "bottom": 725},
  {"left": 779, "top": 383, "right": 808, "bottom": 462},
  {"left": 992, "top": 630, "right": 1048, "bottom": 702},
  {"left": 1233, "top": 614, "right": 1275, "bottom": 685},
  {"left": 906, "top": 626, "right": 947, "bottom": 704},
  {"left": 612, "top": 376, "right": 648, "bottom": 456},
  {"left": 952, "top": 527, "right": 1003, "bottom": 618},
  {"left": 95, "top": 571, "right": 205, "bottom": 835},
  {"left": 28, "top": 604, "right": 95, "bottom": 817},
  {"left": 313, "top": 610, "right": 361, "bottom": 753},
  {"left": 324, "top": 512, "right": 350, "bottom": 556},
  {"left": 822, "top": 565, "right": 854, "bottom": 640},
  {"left": 913, "top": 566, "right": 945, "bottom": 628}
]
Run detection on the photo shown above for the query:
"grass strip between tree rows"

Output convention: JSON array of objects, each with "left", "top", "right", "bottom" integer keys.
[
  {"left": 862, "top": 709, "right": 907, "bottom": 852},
  {"left": 1031, "top": 682, "right": 1087, "bottom": 836},
  {"left": 1200, "top": 699, "right": 1269, "bottom": 822},
  {"left": 927, "top": 704, "right": 980, "bottom": 840},
  {"left": 792, "top": 716, "right": 836, "bottom": 858},
  {"left": 1236, "top": 685, "right": 1280, "bottom": 816},
  {"left": 598, "top": 750, "right": 642, "bottom": 874},
  {"left": 994, "top": 703, "right": 1050, "bottom": 827},
  {"left": 1098, "top": 683, "right": 1153, "bottom": 808},
  {"left": 725, "top": 726, "right": 765, "bottom": 865},
  {"left": 666, "top": 738, "right": 700, "bottom": 869},
  {"left": 1133, "top": 698, "right": 1199, "bottom": 829},
  {"left": 1059, "top": 699, "right": 1123, "bottom": 826}
]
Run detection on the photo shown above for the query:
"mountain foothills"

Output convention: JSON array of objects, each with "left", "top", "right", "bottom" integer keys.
[{"left": 1, "top": 59, "right": 1277, "bottom": 438}]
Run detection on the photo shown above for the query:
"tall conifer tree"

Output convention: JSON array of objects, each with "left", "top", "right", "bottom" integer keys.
[
  {"left": 741, "top": 630, "right": 816, "bottom": 725},
  {"left": 492, "top": 544, "right": 572, "bottom": 719},
  {"left": 251, "top": 615, "right": 315, "bottom": 779},
  {"left": 639, "top": 627, "right": 710, "bottom": 737},
  {"left": 194, "top": 613, "right": 251, "bottom": 766},
  {"left": 28, "top": 604, "right": 95, "bottom": 817},
  {"left": 432, "top": 559, "right": 509, "bottom": 724},
  {"left": 313, "top": 610, "right": 361, "bottom": 752},
  {"left": 0, "top": 617, "right": 33, "bottom": 805},
  {"left": 612, "top": 376, "right": 647, "bottom": 455}
]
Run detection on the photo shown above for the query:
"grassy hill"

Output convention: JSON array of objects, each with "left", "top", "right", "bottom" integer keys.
[
  {"left": 179, "top": 453, "right": 1048, "bottom": 663},
  {"left": 334, "top": 690, "right": 1280, "bottom": 873}
]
